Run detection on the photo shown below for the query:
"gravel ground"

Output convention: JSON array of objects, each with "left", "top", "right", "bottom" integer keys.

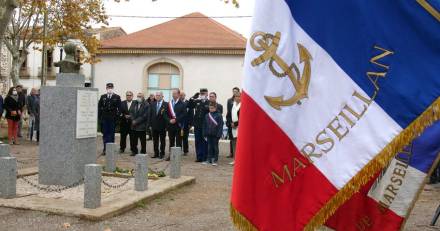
[{"left": 1, "top": 138, "right": 439, "bottom": 231}]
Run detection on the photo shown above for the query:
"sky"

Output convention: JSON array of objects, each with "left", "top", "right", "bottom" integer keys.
[{"left": 102, "top": 0, "right": 255, "bottom": 38}]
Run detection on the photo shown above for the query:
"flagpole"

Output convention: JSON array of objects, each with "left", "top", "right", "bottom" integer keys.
[{"left": 400, "top": 153, "right": 440, "bottom": 230}]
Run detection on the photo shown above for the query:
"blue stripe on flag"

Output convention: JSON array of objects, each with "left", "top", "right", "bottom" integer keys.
[
  {"left": 287, "top": 0, "right": 440, "bottom": 128},
  {"left": 399, "top": 121, "right": 440, "bottom": 173}
]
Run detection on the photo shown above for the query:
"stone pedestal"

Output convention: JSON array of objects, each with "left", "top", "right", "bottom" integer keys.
[
  {"left": 39, "top": 73, "right": 98, "bottom": 186},
  {"left": 84, "top": 164, "right": 101, "bottom": 209},
  {"left": 0, "top": 157, "right": 16, "bottom": 198}
]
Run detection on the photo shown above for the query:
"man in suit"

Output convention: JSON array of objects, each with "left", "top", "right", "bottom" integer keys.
[
  {"left": 146, "top": 93, "right": 156, "bottom": 140},
  {"left": 98, "top": 83, "right": 121, "bottom": 155},
  {"left": 119, "top": 91, "right": 135, "bottom": 154},
  {"left": 226, "top": 87, "right": 240, "bottom": 158},
  {"left": 166, "top": 89, "right": 187, "bottom": 160},
  {"left": 190, "top": 88, "right": 210, "bottom": 162},
  {"left": 149, "top": 91, "right": 169, "bottom": 159},
  {"left": 209, "top": 92, "right": 223, "bottom": 114},
  {"left": 131, "top": 92, "right": 149, "bottom": 156},
  {"left": 180, "top": 91, "right": 193, "bottom": 155}
]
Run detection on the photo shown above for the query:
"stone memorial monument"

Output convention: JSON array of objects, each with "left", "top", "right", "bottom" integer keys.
[{"left": 39, "top": 42, "right": 98, "bottom": 186}]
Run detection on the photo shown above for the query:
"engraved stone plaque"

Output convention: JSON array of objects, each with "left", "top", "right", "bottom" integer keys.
[{"left": 76, "top": 90, "right": 98, "bottom": 139}]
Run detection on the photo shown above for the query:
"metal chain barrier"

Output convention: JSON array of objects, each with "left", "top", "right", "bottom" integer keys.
[
  {"left": 19, "top": 176, "right": 84, "bottom": 193},
  {"left": 101, "top": 177, "right": 131, "bottom": 189}
]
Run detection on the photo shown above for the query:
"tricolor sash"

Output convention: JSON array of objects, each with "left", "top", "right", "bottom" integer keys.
[
  {"left": 168, "top": 100, "right": 177, "bottom": 119},
  {"left": 208, "top": 113, "right": 218, "bottom": 126}
]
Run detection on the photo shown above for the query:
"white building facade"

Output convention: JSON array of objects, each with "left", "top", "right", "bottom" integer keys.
[{"left": 95, "top": 12, "right": 246, "bottom": 110}]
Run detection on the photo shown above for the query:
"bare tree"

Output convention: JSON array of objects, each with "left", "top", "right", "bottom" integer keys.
[
  {"left": 0, "top": 0, "right": 18, "bottom": 45},
  {"left": 3, "top": 0, "right": 43, "bottom": 86}
]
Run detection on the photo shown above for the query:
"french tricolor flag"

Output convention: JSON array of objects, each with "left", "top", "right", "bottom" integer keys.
[{"left": 230, "top": 0, "right": 440, "bottom": 230}]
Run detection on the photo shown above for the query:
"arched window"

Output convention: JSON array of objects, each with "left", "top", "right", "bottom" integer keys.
[{"left": 147, "top": 62, "right": 181, "bottom": 102}]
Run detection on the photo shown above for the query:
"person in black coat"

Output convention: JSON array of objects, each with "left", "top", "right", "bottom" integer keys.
[
  {"left": 98, "top": 83, "right": 121, "bottom": 155},
  {"left": 119, "top": 91, "right": 136, "bottom": 154},
  {"left": 166, "top": 89, "right": 187, "bottom": 160},
  {"left": 146, "top": 93, "right": 156, "bottom": 140},
  {"left": 131, "top": 93, "right": 150, "bottom": 155},
  {"left": 15, "top": 84, "right": 26, "bottom": 138},
  {"left": 149, "top": 92, "right": 169, "bottom": 159},
  {"left": 226, "top": 87, "right": 240, "bottom": 158},
  {"left": 4, "top": 87, "right": 22, "bottom": 145},
  {"left": 180, "top": 92, "right": 193, "bottom": 155}
]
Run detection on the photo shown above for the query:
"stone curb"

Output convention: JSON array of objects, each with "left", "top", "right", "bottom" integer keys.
[{"left": 0, "top": 176, "right": 195, "bottom": 221}]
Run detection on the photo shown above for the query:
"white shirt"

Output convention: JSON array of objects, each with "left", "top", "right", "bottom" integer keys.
[
  {"left": 231, "top": 102, "right": 241, "bottom": 138},
  {"left": 127, "top": 101, "right": 132, "bottom": 110}
]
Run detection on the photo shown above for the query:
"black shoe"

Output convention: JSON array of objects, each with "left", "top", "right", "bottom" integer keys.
[
  {"left": 130, "top": 153, "right": 137, "bottom": 156},
  {"left": 101, "top": 152, "right": 106, "bottom": 156},
  {"left": 119, "top": 149, "right": 124, "bottom": 154},
  {"left": 152, "top": 155, "right": 158, "bottom": 158},
  {"left": 195, "top": 160, "right": 202, "bottom": 162},
  {"left": 165, "top": 157, "right": 170, "bottom": 161}
]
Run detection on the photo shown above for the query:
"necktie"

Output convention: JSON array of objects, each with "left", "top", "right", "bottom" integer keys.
[{"left": 156, "top": 102, "right": 160, "bottom": 115}]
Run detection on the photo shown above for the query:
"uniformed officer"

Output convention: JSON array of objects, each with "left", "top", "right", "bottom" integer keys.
[
  {"left": 189, "top": 88, "right": 210, "bottom": 162},
  {"left": 98, "top": 83, "right": 121, "bottom": 155}
]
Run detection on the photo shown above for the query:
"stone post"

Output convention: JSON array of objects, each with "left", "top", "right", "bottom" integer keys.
[
  {"left": 105, "top": 143, "right": 117, "bottom": 172},
  {"left": 135, "top": 154, "right": 148, "bottom": 191},
  {"left": 84, "top": 164, "right": 101, "bottom": 209},
  {"left": 0, "top": 157, "right": 16, "bottom": 198},
  {"left": 0, "top": 144, "right": 10, "bottom": 157},
  {"left": 170, "top": 147, "right": 182, "bottom": 179}
]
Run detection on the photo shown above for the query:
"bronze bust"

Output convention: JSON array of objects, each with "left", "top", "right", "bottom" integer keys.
[{"left": 54, "top": 42, "right": 81, "bottom": 73}]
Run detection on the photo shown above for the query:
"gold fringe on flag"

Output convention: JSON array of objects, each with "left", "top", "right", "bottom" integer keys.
[
  {"left": 230, "top": 96, "right": 440, "bottom": 231},
  {"left": 230, "top": 204, "right": 258, "bottom": 231},
  {"left": 305, "top": 96, "right": 440, "bottom": 230}
]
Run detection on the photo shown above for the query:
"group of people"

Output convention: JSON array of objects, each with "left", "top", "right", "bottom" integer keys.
[
  {"left": 98, "top": 83, "right": 241, "bottom": 166},
  {"left": 0, "top": 85, "right": 40, "bottom": 145}
]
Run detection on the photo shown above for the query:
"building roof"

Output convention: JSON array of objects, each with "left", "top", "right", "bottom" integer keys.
[
  {"left": 100, "top": 12, "right": 246, "bottom": 51},
  {"left": 86, "top": 27, "right": 127, "bottom": 41}
]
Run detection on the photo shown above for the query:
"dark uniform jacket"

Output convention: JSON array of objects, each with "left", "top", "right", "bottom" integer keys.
[
  {"left": 119, "top": 100, "right": 136, "bottom": 130},
  {"left": 181, "top": 99, "right": 194, "bottom": 128},
  {"left": 132, "top": 102, "right": 149, "bottom": 131},
  {"left": 98, "top": 93, "right": 121, "bottom": 121},
  {"left": 190, "top": 97, "right": 209, "bottom": 129},
  {"left": 167, "top": 99, "right": 187, "bottom": 130},
  {"left": 149, "top": 100, "right": 169, "bottom": 131}
]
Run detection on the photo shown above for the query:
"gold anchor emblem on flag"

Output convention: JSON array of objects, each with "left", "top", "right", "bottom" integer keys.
[{"left": 250, "top": 31, "right": 313, "bottom": 110}]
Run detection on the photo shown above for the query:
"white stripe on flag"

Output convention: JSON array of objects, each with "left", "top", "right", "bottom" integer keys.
[{"left": 243, "top": 0, "right": 402, "bottom": 189}]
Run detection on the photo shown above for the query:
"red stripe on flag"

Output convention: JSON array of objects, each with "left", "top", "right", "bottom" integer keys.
[
  {"left": 231, "top": 92, "right": 338, "bottom": 230},
  {"left": 326, "top": 173, "right": 403, "bottom": 231}
]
